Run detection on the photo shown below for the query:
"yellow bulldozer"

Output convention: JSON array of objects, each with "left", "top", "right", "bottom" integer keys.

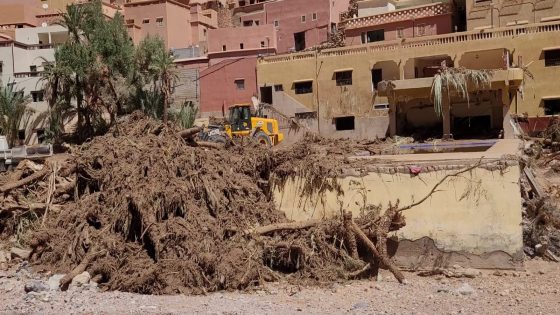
[{"left": 199, "top": 103, "right": 284, "bottom": 147}]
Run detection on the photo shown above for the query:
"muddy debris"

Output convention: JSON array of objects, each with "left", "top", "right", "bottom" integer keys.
[{"left": 0, "top": 113, "right": 413, "bottom": 295}]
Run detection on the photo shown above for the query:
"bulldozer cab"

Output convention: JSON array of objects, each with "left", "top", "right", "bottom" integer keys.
[{"left": 228, "top": 104, "right": 253, "bottom": 132}]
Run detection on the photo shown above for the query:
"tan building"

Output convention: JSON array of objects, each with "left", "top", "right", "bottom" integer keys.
[
  {"left": 467, "top": 0, "right": 560, "bottom": 30},
  {"left": 257, "top": 21, "right": 560, "bottom": 140},
  {"left": 124, "top": 0, "right": 193, "bottom": 49}
]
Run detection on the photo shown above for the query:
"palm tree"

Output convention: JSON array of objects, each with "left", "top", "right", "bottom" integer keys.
[
  {"left": 151, "top": 48, "right": 177, "bottom": 124},
  {"left": 0, "top": 81, "right": 33, "bottom": 147},
  {"left": 431, "top": 61, "right": 493, "bottom": 117}
]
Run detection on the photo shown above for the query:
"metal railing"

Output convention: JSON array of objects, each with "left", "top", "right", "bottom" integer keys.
[{"left": 260, "top": 20, "right": 560, "bottom": 64}]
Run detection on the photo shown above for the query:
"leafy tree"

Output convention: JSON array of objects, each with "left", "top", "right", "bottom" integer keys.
[{"left": 0, "top": 81, "right": 33, "bottom": 147}]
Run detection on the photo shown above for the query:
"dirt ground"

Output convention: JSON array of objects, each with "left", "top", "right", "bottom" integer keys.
[{"left": 1, "top": 259, "right": 558, "bottom": 315}]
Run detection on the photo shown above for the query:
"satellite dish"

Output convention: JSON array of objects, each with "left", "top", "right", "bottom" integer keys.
[
  {"left": 41, "top": 22, "right": 48, "bottom": 28},
  {"left": 42, "top": 3, "right": 49, "bottom": 9},
  {"left": 251, "top": 96, "right": 260, "bottom": 111}
]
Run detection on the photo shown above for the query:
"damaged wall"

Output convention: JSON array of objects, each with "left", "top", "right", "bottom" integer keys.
[{"left": 274, "top": 160, "right": 524, "bottom": 269}]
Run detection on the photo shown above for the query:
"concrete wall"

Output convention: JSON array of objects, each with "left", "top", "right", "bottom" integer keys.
[
  {"left": 274, "top": 159, "right": 524, "bottom": 269},
  {"left": 199, "top": 56, "right": 257, "bottom": 115},
  {"left": 257, "top": 22, "right": 560, "bottom": 139},
  {"left": 467, "top": 0, "right": 560, "bottom": 30},
  {"left": 207, "top": 24, "right": 276, "bottom": 53},
  {"left": 124, "top": 0, "right": 192, "bottom": 49}
]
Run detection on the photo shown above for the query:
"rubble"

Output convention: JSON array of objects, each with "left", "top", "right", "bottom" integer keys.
[{"left": 0, "top": 113, "right": 414, "bottom": 295}]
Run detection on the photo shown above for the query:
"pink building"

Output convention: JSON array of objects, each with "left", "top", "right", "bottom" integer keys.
[
  {"left": 197, "top": 24, "right": 276, "bottom": 115},
  {"left": 344, "top": 2, "right": 453, "bottom": 46},
  {"left": 124, "top": 0, "right": 193, "bottom": 49},
  {"left": 238, "top": 0, "right": 350, "bottom": 53},
  {"left": 199, "top": 57, "right": 258, "bottom": 117}
]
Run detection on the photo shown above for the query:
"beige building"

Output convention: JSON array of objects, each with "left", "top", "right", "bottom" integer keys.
[{"left": 257, "top": 20, "right": 560, "bottom": 139}]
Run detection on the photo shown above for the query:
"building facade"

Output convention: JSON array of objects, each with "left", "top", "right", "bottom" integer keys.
[
  {"left": 344, "top": 2, "right": 454, "bottom": 45},
  {"left": 257, "top": 21, "right": 560, "bottom": 140}
]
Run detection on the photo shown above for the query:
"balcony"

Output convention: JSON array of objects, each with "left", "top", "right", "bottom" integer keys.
[
  {"left": 260, "top": 20, "right": 560, "bottom": 64},
  {"left": 376, "top": 68, "right": 524, "bottom": 97}
]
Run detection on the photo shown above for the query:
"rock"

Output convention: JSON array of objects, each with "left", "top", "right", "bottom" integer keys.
[
  {"left": 70, "top": 271, "right": 91, "bottom": 288},
  {"left": 0, "top": 250, "right": 9, "bottom": 271},
  {"left": 10, "top": 247, "right": 32, "bottom": 260},
  {"left": 493, "top": 270, "right": 506, "bottom": 276},
  {"left": 24, "top": 280, "right": 50, "bottom": 293},
  {"left": 351, "top": 302, "right": 369, "bottom": 310},
  {"left": 47, "top": 274, "right": 65, "bottom": 291},
  {"left": 456, "top": 283, "right": 475, "bottom": 295},
  {"left": 25, "top": 291, "right": 50, "bottom": 302}
]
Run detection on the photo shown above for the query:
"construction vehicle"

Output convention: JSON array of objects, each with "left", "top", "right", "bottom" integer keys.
[
  {"left": 0, "top": 135, "right": 53, "bottom": 172},
  {"left": 199, "top": 100, "right": 284, "bottom": 146}
]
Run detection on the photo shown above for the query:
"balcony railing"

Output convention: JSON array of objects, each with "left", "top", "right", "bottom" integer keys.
[
  {"left": 259, "top": 20, "right": 560, "bottom": 64},
  {"left": 14, "top": 71, "right": 43, "bottom": 78}
]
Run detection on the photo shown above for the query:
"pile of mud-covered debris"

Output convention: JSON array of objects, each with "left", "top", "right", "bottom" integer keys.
[
  {"left": 0, "top": 113, "right": 409, "bottom": 294},
  {"left": 521, "top": 118, "right": 560, "bottom": 261}
]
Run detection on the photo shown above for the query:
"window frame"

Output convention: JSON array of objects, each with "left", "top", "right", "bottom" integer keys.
[{"left": 156, "top": 17, "right": 164, "bottom": 27}]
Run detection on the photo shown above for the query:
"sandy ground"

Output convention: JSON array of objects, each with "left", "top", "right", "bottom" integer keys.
[{"left": 1, "top": 259, "right": 558, "bottom": 315}]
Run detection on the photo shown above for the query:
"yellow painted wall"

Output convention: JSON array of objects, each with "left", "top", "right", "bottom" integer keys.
[
  {"left": 257, "top": 23, "right": 560, "bottom": 121},
  {"left": 274, "top": 165, "right": 523, "bottom": 256}
]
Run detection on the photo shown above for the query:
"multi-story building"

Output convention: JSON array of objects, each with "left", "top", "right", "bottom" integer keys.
[
  {"left": 233, "top": 0, "right": 350, "bottom": 53},
  {"left": 197, "top": 23, "right": 276, "bottom": 116},
  {"left": 0, "top": 25, "right": 68, "bottom": 144},
  {"left": 124, "top": 0, "right": 194, "bottom": 49},
  {"left": 467, "top": 0, "right": 560, "bottom": 30},
  {"left": 257, "top": 21, "right": 560, "bottom": 140}
]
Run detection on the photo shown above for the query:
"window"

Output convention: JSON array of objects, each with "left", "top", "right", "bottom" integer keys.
[
  {"left": 17, "top": 130, "right": 25, "bottom": 141},
  {"left": 301, "top": 15, "right": 306, "bottom": 23},
  {"left": 334, "top": 116, "right": 355, "bottom": 131},
  {"left": 255, "top": 20, "right": 259, "bottom": 25},
  {"left": 374, "top": 103, "right": 389, "bottom": 110},
  {"left": 335, "top": 70, "right": 352, "bottom": 86},
  {"left": 294, "top": 81, "right": 313, "bottom": 94},
  {"left": 235, "top": 79, "right": 245, "bottom": 90},
  {"left": 396, "top": 27, "right": 404, "bottom": 38},
  {"left": 294, "top": 31, "right": 306, "bottom": 51},
  {"left": 544, "top": 98, "right": 560, "bottom": 115},
  {"left": 361, "top": 29, "right": 384, "bottom": 43},
  {"left": 417, "top": 24, "right": 426, "bottom": 36},
  {"left": 222, "top": 45, "right": 227, "bottom": 51},
  {"left": 31, "top": 91, "right": 44, "bottom": 102},
  {"left": 203, "top": 28, "right": 207, "bottom": 37},
  {"left": 274, "top": 20, "right": 279, "bottom": 27},
  {"left": 240, "top": 43, "right": 244, "bottom": 49},
  {"left": 544, "top": 49, "right": 560, "bottom": 67},
  {"left": 372, "top": 69, "right": 382, "bottom": 90},
  {"left": 156, "top": 17, "right": 164, "bottom": 27},
  {"left": 126, "top": 19, "right": 134, "bottom": 24},
  {"left": 243, "top": 20, "right": 252, "bottom": 27},
  {"left": 142, "top": 18, "right": 150, "bottom": 24},
  {"left": 0, "top": 62, "right": 3, "bottom": 74},
  {"left": 295, "top": 111, "right": 317, "bottom": 119},
  {"left": 30, "top": 65, "right": 37, "bottom": 72},
  {"left": 260, "top": 41, "right": 265, "bottom": 47},
  {"left": 274, "top": 84, "right": 283, "bottom": 92},
  {"left": 312, "top": 13, "right": 317, "bottom": 21}
]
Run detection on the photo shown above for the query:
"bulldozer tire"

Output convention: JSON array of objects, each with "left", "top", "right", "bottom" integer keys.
[{"left": 253, "top": 131, "right": 272, "bottom": 147}]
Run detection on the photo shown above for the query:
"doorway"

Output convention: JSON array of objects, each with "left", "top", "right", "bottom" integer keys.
[
  {"left": 294, "top": 31, "right": 306, "bottom": 51},
  {"left": 260, "top": 86, "right": 273, "bottom": 104}
]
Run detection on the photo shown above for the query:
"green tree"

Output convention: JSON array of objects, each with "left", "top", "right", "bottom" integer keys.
[{"left": 0, "top": 81, "right": 33, "bottom": 147}]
